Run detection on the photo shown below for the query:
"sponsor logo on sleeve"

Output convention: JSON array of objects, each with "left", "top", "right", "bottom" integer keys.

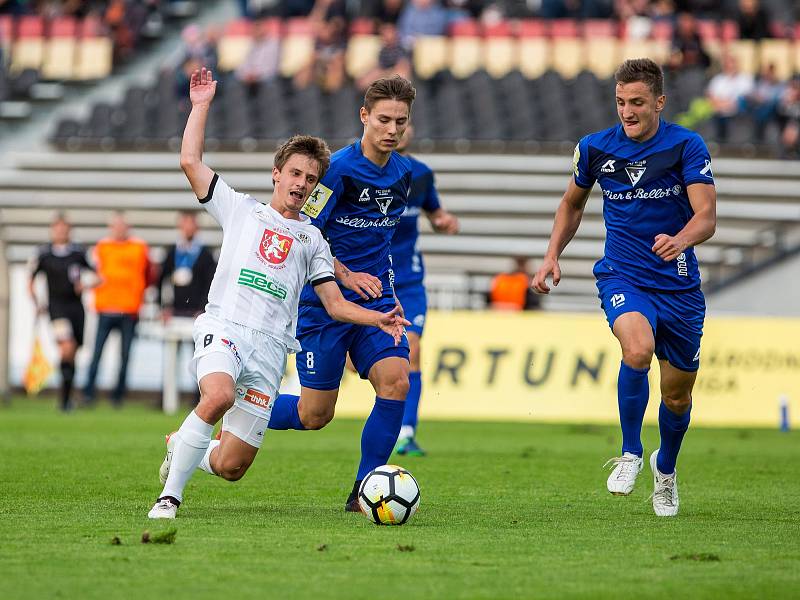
[
  {"left": 302, "top": 183, "right": 333, "bottom": 218},
  {"left": 700, "top": 159, "right": 713, "bottom": 178},
  {"left": 572, "top": 144, "right": 580, "bottom": 177}
]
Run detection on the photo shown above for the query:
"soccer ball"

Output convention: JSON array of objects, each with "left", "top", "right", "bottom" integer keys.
[{"left": 358, "top": 464, "right": 420, "bottom": 526}]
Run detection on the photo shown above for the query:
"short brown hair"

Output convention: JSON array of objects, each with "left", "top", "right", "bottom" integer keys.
[
  {"left": 273, "top": 135, "right": 331, "bottom": 180},
  {"left": 614, "top": 58, "right": 664, "bottom": 97},
  {"left": 363, "top": 75, "right": 416, "bottom": 113}
]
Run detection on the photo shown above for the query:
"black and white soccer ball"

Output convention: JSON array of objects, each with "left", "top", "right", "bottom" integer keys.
[{"left": 358, "top": 464, "right": 420, "bottom": 526}]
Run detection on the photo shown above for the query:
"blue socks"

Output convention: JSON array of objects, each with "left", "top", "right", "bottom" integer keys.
[
  {"left": 617, "top": 361, "right": 650, "bottom": 457},
  {"left": 657, "top": 400, "right": 691, "bottom": 475},
  {"left": 402, "top": 371, "right": 422, "bottom": 429},
  {"left": 356, "top": 397, "right": 405, "bottom": 480},
  {"left": 267, "top": 394, "right": 306, "bottom": 430}
]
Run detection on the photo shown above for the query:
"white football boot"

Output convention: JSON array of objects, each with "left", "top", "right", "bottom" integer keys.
[
  {"left": 604, "top": 452, "right": 644, "bottom": 495},
  {"left": 147, "top": 497, "right": 179, "bottom": 519},
  {"left": 650, "top": 449, "right": 679, "bottom": 517},
  {"left": 158, "top": 432, "right": 177, "bottom": 485}
]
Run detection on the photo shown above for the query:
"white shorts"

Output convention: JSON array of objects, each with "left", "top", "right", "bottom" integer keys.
[{"left": 191, "top": 312, "right": 288, "bottom": 447}]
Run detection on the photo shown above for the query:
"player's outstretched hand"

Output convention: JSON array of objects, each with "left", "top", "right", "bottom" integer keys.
[
  {"left": 652, "top": 234, "right": 687, "bottom": 262},
  {"left": 341, "top": 270, "right": 383, "bottom": 300},
  {"left": 532, "top": 256, "right": 560, "bottom": 294},
  {"left": 189, "top": 67, "right": 217, "bottom": 106},
  {"left": 376, "top": 305, "right": 411, "bottom": 346},
  {"left": 432, "top": 211, "right": 460, "bottom": 234}
]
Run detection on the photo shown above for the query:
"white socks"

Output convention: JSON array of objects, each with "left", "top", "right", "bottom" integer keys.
[
  {"left": 160, "top": 410, "right": 213, "bottom": 502},
  {"left": 198, "top": 439, "right": 221, "bottom": 475},
  {"left": 399, "top": 425, "right": 414, "bottom": 440}
]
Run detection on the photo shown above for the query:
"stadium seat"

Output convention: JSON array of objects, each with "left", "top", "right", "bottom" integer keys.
[
  {"left": 413, "top": 36, "right": 449, "bottom": 79},
  {"left": 449, "top": 19, "right": 483, "bottom": 79},
  {"left": 726, "top": 40, "right": 758, "bottom": 75},
  {"left": 483, "top": 21, "right": 516, "bottom": 79},
  {"left": 74, "top": 17, "right": 112, "bottom": 80},
  {"left": 619, "top": 39, "right": 669, "bottom": 65},
  {"left": 345, "top": 34, "right": 381, "bottom": 79},
  {"left": 217, "top": 19, "right": 254, "bottom": 72},
  {"left": 41, "top": 17, "right": 77, "bottom": 80},
  {"left": 650, "top": 20, "right": 673, "bottom": 41},
  {"left": 584, "top": 37, "right": 619, "bottom": 79},
  {"left": 518, "top": 21, "right": 549, "bottom": 79},
  {"left": 548, "top": 19, "right": 579, "bottom": 38},
  {"left": 551, "top": 38, "right": 584, "bottom": 79},
  {"left": 10, "top": 16, "right": 44, "bottom": 74},
  {"left": 348, "top": 18, "right": 375, "bottom": 36},
  {"left": 280, "top": 18, "right": 314, "bottom": 78},
  {"left": 759, "top": 39, "right": 793, "bottom": 80}
]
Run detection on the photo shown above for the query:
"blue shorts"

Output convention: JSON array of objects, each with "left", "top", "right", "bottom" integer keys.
[
  {"left": 296, "top": 296, "right": 410, "bottom": 390},
  {"left": 395, "top": 283, "right": 427, "bottom": 337},
  {"left": 596, "top": 275, "right": 705, "bottom": 372}
]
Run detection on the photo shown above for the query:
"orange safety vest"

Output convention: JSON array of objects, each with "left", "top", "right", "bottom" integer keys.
[
  {"left": 92, "top": 237, "right": 150, "bottom": 314},
  {"left": 489, "top": 272, "right": 530, "bottom": 311}
]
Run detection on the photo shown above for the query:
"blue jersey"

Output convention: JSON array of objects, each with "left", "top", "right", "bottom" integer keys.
[
  {"left": 573, "top": 120, "right": 714, "bottom": 292},
  {"left": 299, "top": 141, "right": 412, "bottom": 305},
  {"left": 391, "top": 155, "right": 441, "bottom": 288}
]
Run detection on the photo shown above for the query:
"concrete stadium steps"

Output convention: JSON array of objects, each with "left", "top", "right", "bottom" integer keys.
[{"left": 2, "top": 151, "right": 798, "bottom": 309}]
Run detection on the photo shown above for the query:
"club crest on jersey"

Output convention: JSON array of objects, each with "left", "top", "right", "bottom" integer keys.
[
  {"left": 625, "top": 162, "right": 647, "bottom": 186},
  {"left": 375, "top": 189, "right": 394, "bottom": 215},
  {"left": 258, "top": 228, "right": 293, "bottom": 266}
]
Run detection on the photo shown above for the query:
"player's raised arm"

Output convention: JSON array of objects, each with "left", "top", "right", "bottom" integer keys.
[
  {"left": 333, "top": 258, "right": 383, "bottom": 300},
  {"left": 180, "top": 67, "right": 217, "bottom": 199},
  {"left": 652, "top": 183, "right": 716, "bottom": 262},
  {"left": 532, "top": 178, "right": 593, "bottom": 294},
  {"left": 314, "top": 280, "right": 409, "bottom": 345}
]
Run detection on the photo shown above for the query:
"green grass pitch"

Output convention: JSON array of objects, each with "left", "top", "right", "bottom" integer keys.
[{"left": 1, "top": 398, "right": 798, "bottom": 599}]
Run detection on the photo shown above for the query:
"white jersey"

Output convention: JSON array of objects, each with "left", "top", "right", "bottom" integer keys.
[{"left": 200, "top": 174, "right": 334, "bottom": 351}]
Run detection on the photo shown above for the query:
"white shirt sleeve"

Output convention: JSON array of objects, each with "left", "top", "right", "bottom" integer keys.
[
  {"left": 307, "top": 232, "right": 335, "bottom": 283},
  {"left": 200, "top": 174, "right": 250, "bottom": 230}
]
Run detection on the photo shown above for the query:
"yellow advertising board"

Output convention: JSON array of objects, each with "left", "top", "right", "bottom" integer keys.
[{"left": 297, "top": 312, "right": 800, "bottom": 428}]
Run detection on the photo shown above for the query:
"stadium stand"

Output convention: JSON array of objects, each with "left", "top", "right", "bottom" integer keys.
[{"left": 1, "top": 151, "right": 798, "bottom": 312}]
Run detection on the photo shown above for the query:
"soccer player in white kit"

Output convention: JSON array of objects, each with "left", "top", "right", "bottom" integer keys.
[{"left": 148, "top": 68, "right": 408, "bottom": 519}]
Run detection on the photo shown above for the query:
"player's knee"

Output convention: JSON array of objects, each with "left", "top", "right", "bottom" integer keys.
[
  {"left": 303, "top": 410, "right": 333, "bottom": 430},
  {"left": 218, "top": 463, "right": 248, "bottom": 481},
  {"left": 377, "top": 376, "right": 409, "bottom": 401},
  {"left": 662, "top": 392, "right": 691, "bottom": 414},
  {"left": 197, "top": 388, "right": 234, "bottom": 421},
  {"left": 621, "top": 345, "right": 654, "bottom": 370}
]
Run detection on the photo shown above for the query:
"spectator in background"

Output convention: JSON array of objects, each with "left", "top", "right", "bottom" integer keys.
[
  {"left": 83, "top": 211, "right": 152, "bottom": 407},
  {"left": 397, "top": 0, "right": 449, "bottom": 50},
  {"left": 158, "top": 210, "right": 215, "bottom": 406},
  {"left": 362, "top": 0, "right": 405, "bottom": 24},
  {"left": 776, "top": 76, "right": 800, "bottom": 157},
  {"left": 743, "top": 63, "right": 783, "bottom": 142},
  {"left": 294, "top": 5, "right": 347, "bottom": 92},
  {"left": 706, "top": 53, "right": 754, "bottom": 142},
  {"left": 736, "top": 0, "right": 770, "bottom": 40},
  {"left": 667, "top": 12, "right": 711, "bottom": 72},
  {"left": 234, "top": 19, "right": 280, "bottom": 89},
  {"left": 172, "top": 24, "right": 218, "bottom": 99},
  {"left": 357, "top": 22, "right": 411, "bottom": 90},
  {"left": 489, "top": 257, "right": 540, "bottom": 311}
]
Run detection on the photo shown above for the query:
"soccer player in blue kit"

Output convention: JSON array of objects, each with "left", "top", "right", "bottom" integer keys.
[
  {"left": 267, "top": 76, "right": 418, "bottom": 511},
  {"left": 532, "top": 59, "right": 716, "bottom": 516},
  {"left": 392, "top": 125, "right": 459, "bottom": 456}
]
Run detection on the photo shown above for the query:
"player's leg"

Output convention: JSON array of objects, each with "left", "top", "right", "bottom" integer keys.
[
  {"left": 268, "top": 305, "right": 349, "bottom": 431},
  {"left": 50, "top": 308, "right": 80, "bottom": 411},
  {"left": 597, "top": 279, "right": 658, "bottom": 495},
  {"left": 396, "top": 331, "right": 424, "bottom": 455},
  {"left": 150, "top": 369, "right": 236, "bottom": 518},
  {"left": 345, "top": 321, "right": 410, "bottom": 511},
  {"left": 198, "top": 407, "right": 263, "bottom": 480},
  {"left": 649, "top": 289, "right": 704, "bottom": 516}
]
